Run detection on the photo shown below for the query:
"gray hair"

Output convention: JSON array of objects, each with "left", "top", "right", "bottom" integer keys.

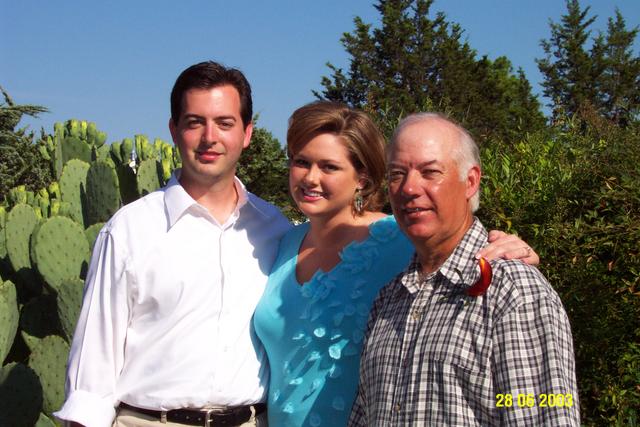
[{"left": 390, "top": 112, "right": 481, "bottom": 212}]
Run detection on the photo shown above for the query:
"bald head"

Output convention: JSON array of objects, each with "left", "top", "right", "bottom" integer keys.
[{"left": 388, "top": 113, "right": 481, "bottom": 212}]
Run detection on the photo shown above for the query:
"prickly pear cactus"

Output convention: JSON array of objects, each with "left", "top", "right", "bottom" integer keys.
[
  {"left": 28, "top": 335, "right": 69, "bottom": 416},
  {"left": 0, "top": 362, "right": 43, "bottom": 427},
  {"left": 94, "top": 143, "right": 111, "bottom": 163},
  {"left": 36, "top": 413, "right": 58, "bottom": 427},
  {"left": 86, "top": 122, "right": 107, "bottom": 148},
  {"left": 85, "top": 161, "right": 121, "bottom": 225},
  {"left": 137, "top": 159, "right": 161, "bottom": 196},
  {"left": 19, "top": 294, "right": 61, "bottom": 351},
  {"left": 84, "top": 222, "right": 105, "bottom": 251},
  {"left": 117, "top": 164, "right": 139, "bottom": 204},
  {"left": 57, "top": 278, "right": 84, "bottom": 343},
  {"left": 60, "top": 159, "right": 90, "bottom": 226},
  {"left": 121, "top": 137, "right": 134, "bottom": 164},
  {"left": 61, "top": 136, "right": 92, "bottom": 164},
  {"left": 0, "top": 206, "right": 7, "bottom": 260},
  {"left": 32, "top": 216, "right": 90, "bottom": 292},
  {"left": 5, "top": 204, "right": 39, "bottom": 275},
  {"left": 0, "top": 279, "right": 19, "bottom": 362},
  {"left": 110, "top": 140, "right": 123, "bottom": 164}
]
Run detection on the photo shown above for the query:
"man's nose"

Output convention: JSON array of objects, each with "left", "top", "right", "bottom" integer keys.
[
  {"left": 202, "top": 123, "right": 218, "bottom": 144},
  {"left": 400, "top": 170, "right": 421, "bottom": 197}
]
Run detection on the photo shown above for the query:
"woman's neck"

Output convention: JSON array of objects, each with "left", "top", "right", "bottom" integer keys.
[{"left": 305, "top": 210, "right": 385, "bottom": 249}]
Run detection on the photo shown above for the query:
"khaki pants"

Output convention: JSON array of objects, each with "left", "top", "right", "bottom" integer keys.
[{"left": 113, "top": 407, "right": 268, "bottom": 427}]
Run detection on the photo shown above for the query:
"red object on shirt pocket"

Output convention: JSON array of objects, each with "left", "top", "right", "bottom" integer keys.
[{"left": 466, "top": 257, "right": 492, "bottom": 297}]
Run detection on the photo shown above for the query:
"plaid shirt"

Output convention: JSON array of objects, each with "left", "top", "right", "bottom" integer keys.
[{"left": 348, "top": 219, "right": 579, "bottom": 426}]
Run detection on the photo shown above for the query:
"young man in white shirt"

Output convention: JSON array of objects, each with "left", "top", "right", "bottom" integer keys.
[{"left": 55, "top": 61, "right": 291, "bottom": 427}]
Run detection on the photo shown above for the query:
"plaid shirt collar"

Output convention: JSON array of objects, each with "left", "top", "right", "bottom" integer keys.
[{"left": 400, "top": 217, "right": 488, "bottom": 294}]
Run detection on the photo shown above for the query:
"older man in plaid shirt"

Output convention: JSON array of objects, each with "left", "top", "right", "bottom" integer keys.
[{"left": 348, "top": 113, "right": 579, "bottom": 426}]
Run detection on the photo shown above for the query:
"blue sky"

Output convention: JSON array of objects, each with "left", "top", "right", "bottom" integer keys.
[{"left": 3, "top": 1, "right": 639, "bottom": 145}]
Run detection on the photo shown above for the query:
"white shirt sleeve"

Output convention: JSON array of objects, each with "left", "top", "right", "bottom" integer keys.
[{"left": 54, "top": 229, "right": 131, "bottom": 427}]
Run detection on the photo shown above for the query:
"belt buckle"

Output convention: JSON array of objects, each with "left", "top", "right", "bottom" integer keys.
[{"left": 203, "top": 409, "right": 215, "bottom": 427}]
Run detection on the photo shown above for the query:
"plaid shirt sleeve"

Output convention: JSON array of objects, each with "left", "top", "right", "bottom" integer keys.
[{"left": 492, "top": 265, "right": 580, "bottom": 426}]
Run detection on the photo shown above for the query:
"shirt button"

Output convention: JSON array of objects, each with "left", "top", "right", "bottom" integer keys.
[
  {"left": 394, "top": 403, "right": 401, "bottom": 412},
  {"left": 411, "top": 310, "right": 421, "bottom": 321}
]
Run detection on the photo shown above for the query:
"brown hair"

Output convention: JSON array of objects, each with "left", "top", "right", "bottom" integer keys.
[
  {"left": 170, "top": 61, "right": 252, "bottom": 128},
  {"left": 287, "top": 101, "right": 386, "bottom": 214}
]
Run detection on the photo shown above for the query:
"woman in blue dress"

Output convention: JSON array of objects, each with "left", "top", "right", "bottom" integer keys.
[{"left": 253, "top": 101, "right": 537, "bottom": 427}]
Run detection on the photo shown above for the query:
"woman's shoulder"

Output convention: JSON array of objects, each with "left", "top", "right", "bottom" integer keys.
[{"left": 367, "top": 215, "right": 402, "bottom": 240}]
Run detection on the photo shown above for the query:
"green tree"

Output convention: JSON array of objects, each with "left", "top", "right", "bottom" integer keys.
[
  {"left": 538, "top": 1, "right": 640, "bottom": 127},
  {"left": 480, "top": 117, "right": 640, "bottom": 425},
  {"left": 537, "top": 0, "right": 600, "bottom": 119},
  {"left": 595, "top": 9, "right": 640, "bottom": 126},
  {"left": 317, "top": 0, "right": 544, "bottom": 143},
  {"left": 236, "top": 124, "right": 303, "bottom": 222},
  {"left": 0, "top": 87, "right": 52, "bottom": 202}
]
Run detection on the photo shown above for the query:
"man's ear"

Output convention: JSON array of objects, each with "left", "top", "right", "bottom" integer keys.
[
  {"left": 465, "top": 165, "right": 481, "bottom": 200},
  {"left": 243, "top": 122, "right": 253, "bottom": 149},
  {"left": 169, "top": 118, "right": 177, "bottom": 143}
]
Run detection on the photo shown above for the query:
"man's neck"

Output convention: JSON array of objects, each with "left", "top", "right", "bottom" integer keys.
[
  {"left": 415, "top": 217, "right": 474, "bottom": 274},
  {"left": 180, "top": 175, "right": 239, "bottom": 224}
]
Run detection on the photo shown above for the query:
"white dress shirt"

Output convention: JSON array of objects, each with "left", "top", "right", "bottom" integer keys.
[{"left": 54, "top": 173, "right": 291, "bottom": 427}]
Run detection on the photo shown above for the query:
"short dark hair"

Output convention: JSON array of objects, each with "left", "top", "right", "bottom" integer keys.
[
  {"left": 287, "top": 101, "right": 386, "bottom": 214},
  {"left": 170, "top": 61, "right": 252, "bottom": 128}
]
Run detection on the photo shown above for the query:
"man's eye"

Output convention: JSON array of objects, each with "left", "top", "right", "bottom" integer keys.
[
  {"left": 219, "top": 121, "right": 234, "bottom": 129},
  {"left": 388, "top": 171, "right": 404, "bottom": 181},
  {"left": 186, "top": 120, "right": 201, "bottom": 129},
  {"left": 293, "top": 158, "right": 309, "bottom": 167},
  {"left": 421, "top": 169, "right": 439, "bottom": 177}
]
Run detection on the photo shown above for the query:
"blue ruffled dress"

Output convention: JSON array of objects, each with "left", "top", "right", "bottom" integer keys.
[{"left": 253, "top": 216, "right": 414, "bottom": 426}]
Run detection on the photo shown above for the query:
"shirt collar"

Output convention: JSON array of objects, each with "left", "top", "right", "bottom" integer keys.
[
  {"left": 400, "top": 218, "right": 488, "bottom": 293},
  {"left": 163, "top": 170, "right": 261, "bottom": 228}
]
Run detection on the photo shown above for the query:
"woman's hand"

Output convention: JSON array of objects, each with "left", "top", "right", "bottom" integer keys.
[{"left": 476, "top": 230, "right": 539, "bottom": 265}]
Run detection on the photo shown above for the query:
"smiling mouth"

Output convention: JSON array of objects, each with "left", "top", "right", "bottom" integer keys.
[{"left": 300, "top": 187, "right": 325, "bottom": 199}]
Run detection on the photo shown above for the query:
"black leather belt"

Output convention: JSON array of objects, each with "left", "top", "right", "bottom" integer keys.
[{"left": 118, "top": 402, "right": 266, "bottom": 426}]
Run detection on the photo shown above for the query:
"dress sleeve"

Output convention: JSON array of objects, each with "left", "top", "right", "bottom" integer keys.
[
  {"left": 54, "top": 229, "right": 132, "bottom": 427},
  {"left": 492, "top": 293, "right": 580, "bottom": 426}
]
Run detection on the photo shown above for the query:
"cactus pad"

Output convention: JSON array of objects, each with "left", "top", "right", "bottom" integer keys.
[
  {"left": 0, "top": 280, "right": 19, "bottom": 362},
  {"left": 28, "top": 335, "right": 69, "bottom": 416},
  {"left": 84, "top": 222, "right": 105, "bottom": 251},
  {"left": 6, "top": 204, "right": 38, "bottom": 275},
  {"left": 117, "top": 164, "right": 139, "bottom": 204},
  {"left": 0, "top": 206, "right": 7, "bottom": 260},
  {"left": 85, "top": 161, "right": 121, "bottom": 225},
  {"left": 120, "top": 138, "right": 134, "bottom": 164},
  {"left": 57, "top": 277, "right": 85, "bottom": 343},
  {"left": 32, "top": 216, "right": 89, "bottom": 292},
  {"left": 60, "top": 159, "right": 90, "bottom": 226},
  {"left": 61, "top": 136, "right": 92, "bottom": 164},
  {"left": 35, "top": 413, "right": 57, "bottom": 427},
  {"left": 0, "top": 362, "right": 43, "bottom": 427},
  {"left": 19, "top": 294, "right": 61, "bottom": 351},
  {"left": 137, "top": 159, "right": 161, "bottom": 196}
]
